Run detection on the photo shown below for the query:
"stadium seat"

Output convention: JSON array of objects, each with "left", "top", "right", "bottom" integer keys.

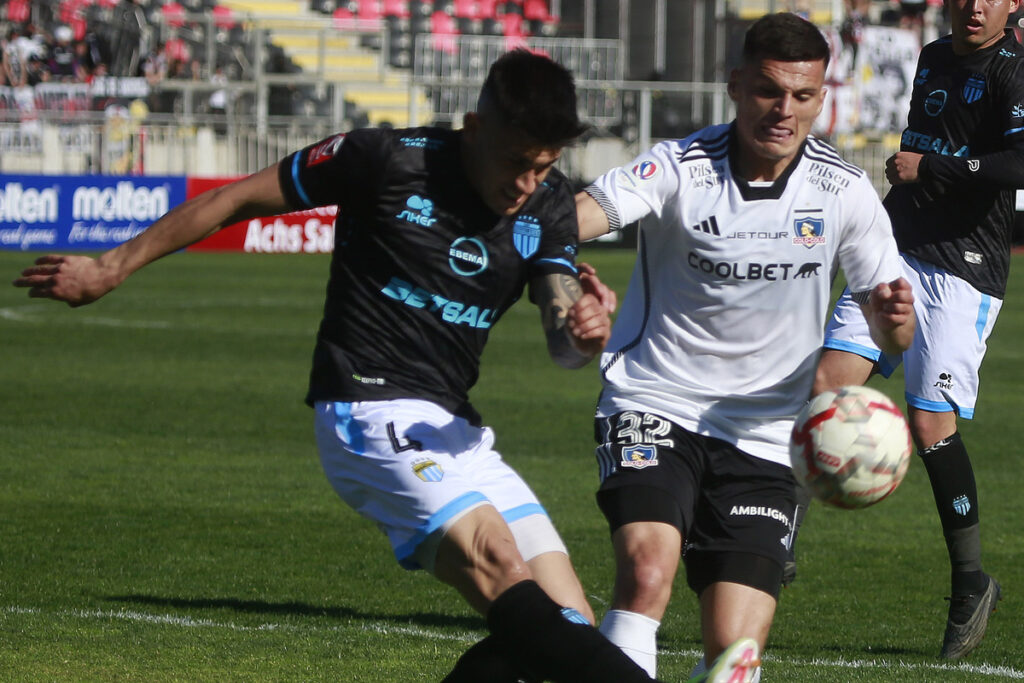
[
  {"left": 522, "top": 0, "right": 547, "bottom": 21},
  {"left": 212, "top": 4, "right": 235, "bottom": 29},
  {"left": 357, "top": 0, "right": 383, "bottom": 20},
  {"left": 430, "top": 10, "right": 458, "bottom": 54},
  {"left": 453, "top": 0, "right": 478, "bottom": 17},
  {"left": 383, "top": 0, "right": 410, "bottom": 18},
  {"left": 161, "top": 0, "right": 186, "bottom": 28},
  {"left": 7, "top": 0, "right": 30, "bottom": 23},
  {"left": 502, "top": 16, "right": 528, "bottom": 50},
  {"left": 477, "top": 0, "right": 498, "bottom": 18},
  {"left": 332, "top": 6, "right": 357, "bottom": 29}
]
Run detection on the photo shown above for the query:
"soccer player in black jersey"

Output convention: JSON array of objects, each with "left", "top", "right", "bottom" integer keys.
[
  {"left": 816, "top": 0, "right": 1023, "bottom": 660},
  {"left": 14, "top": 51, "right": 666, "bottom": 683}
]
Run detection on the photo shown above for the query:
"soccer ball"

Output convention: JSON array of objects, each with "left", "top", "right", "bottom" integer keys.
[{"left": 790, "top": 385, "right": 912, "bottom": 509}]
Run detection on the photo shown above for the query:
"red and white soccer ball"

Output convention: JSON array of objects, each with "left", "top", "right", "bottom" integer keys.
[{"left": 790, "top": 385, "right": 913, "bottom": 509}]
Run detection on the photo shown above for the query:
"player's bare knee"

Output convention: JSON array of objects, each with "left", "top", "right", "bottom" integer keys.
[
  {"left": 909, "top": 410, "right": 956, "bottom": 450},
  {"left": 615, "top": 555, "right": 675, "bottom": 613}
]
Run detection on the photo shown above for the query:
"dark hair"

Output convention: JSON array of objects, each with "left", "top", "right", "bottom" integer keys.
[
  {"left": 477, "top": 49, "right": 587, "bottom": 146},
  {"left": 743, "top": 13, "right": 831, "bottom": 70}
]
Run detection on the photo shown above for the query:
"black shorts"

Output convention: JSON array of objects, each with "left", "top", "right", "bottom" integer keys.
[{"left": 594, "top": 411, "right": 798, "bottom": 598}]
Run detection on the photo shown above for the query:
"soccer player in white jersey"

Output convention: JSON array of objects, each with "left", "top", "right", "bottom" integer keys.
[{"left": 574, "top": 13, "right": 916, "bottom": 681}]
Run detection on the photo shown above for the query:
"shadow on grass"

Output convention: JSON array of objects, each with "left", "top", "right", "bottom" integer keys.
[{"left": 103, "top": 594, "right": 484, "bottom": 631}]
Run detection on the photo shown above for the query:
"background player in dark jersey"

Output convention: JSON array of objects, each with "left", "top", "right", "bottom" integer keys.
[
  {"left": 815, "top": 0, "right": 1024, "bottom": 660},
  {"left": 13, "top": 51, "right": 666, "bottom": 683}
]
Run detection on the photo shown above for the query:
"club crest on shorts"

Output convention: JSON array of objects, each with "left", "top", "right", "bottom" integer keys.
[
  {"left": 793, "top": 216, "right": 825, "bottom": 247},
  {"left": 513, "top": 215, "right": 541, "bottom": 258},
  {"left": 620, "top": 444, "right": 658, "bottom": 469},
  {"left": 412, "top": 459, "right": 444, "bottom": 482}
]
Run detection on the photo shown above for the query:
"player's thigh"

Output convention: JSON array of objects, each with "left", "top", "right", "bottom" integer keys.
[
  {"left": 902, "top": 262, "right": 1003, "bottom": 420},
  {"left": 594, "top": 411, "right": 703, "bottom": 538},
  {"left": 683, "top": 443, "right": 797, "bottom": 601},
  {"left": 314, "top": 399, "right": 494, "bottom": 570},
  {"left": 823, "top": 287, "right": 901, "bottom": 374}
]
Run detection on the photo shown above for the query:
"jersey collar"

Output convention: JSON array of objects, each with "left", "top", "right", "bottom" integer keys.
[{"left": 727, "top": 123, "right": 807, "bottom": 201}]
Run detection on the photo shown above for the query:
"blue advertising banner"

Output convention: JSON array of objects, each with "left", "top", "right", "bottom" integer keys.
[{"left": 0, "top": 174, "right": 187, "bottom": 251}]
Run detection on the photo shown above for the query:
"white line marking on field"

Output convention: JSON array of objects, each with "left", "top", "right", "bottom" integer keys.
[
  {"left": 0, "top": 305, "right": 172, "bottom": 329},
  {"left": 4, "top": 605, "right": 1022, "bottom": 679}
]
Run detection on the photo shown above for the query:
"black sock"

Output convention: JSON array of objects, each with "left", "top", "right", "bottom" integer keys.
[
  {"left": 920, "top": 433, "right": 986, "bottom": 595},
  {"left": 486, "top": 580, "right": 655, "bottom": 683},
  {"left": 442, "top": 635, "right": 541, "bottom": 683}
]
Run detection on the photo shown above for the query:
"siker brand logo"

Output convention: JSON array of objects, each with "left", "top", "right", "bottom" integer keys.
[
  {"left": 0, "top": 182, "right": 58, "bottom": 223},
  {"left": 72, "top": 182, "right": 169, "bottom": 222},
  {"left": 400, "top": 136, "right": 444, "bottom": 150},
  {"left": 934, "top": 372, "right": 954, "bottom": 390},
  {"left": 396, "top": 195, "right": 437, "bottom": 227}
]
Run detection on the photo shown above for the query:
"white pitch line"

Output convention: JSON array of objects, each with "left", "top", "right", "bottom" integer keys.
[{"left": 4, "top": 605, "right": 1022, "bottom": 679}]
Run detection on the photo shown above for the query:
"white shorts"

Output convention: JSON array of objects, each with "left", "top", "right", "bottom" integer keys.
[
  {"left": 314, "top": 399, "right": 568, "bottom": 571},
  {"left": 823, "top": 254, "right": 1002, "bottom": 419}
]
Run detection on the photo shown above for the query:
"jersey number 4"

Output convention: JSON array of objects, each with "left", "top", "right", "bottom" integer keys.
[{"left": 387, "top": 422, "right": 424, "bottom": 453}]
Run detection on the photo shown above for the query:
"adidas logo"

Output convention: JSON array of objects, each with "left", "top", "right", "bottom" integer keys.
[{"left": 692, "top": 215, "right": 720, "bottom": 235}]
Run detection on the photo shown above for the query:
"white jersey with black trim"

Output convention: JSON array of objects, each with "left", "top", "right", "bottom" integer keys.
[{"left": 587, "top": 123, "right": 901, "bottom": 466}]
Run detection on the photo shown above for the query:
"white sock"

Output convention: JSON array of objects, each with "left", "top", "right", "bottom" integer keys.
[{"left": 599, "top": 609, "right": 660, "bottom": 678}]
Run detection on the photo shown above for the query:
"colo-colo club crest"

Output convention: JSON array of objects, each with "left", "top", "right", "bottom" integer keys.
[
  {"left": 621, "top": 444, "right": 659, "bottom": 469},
  {"left": 793, "top": 216, "right": 825, "bottom": 248}
]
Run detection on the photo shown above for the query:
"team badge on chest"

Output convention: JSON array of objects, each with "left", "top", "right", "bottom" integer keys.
[
  {"left": 513, "top": 215, "right": 541, "bottom": 258},
  {"left": 792, "top": 216, "right": 825, "bottom": 248},
  {"left": 963, "top": 74, "right": 986, "bottom": 104}
]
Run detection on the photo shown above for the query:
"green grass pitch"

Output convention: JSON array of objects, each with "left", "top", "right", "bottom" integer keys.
[{"left": 1, "top": 248, "right": 1022, "bottom": 681}]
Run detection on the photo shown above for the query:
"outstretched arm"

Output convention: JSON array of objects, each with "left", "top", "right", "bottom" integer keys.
[
  {"left": 530, "top": 267, "right": 613, "bottom": 369},
  {"left": 575, "top": 191, "right": 611, "bottom": 243},
  {"left": 860, "top": 276, "right": 916, "bottom": 355},
  {"left": 13, "top": 164, "right": 290, "bottom": 306}
]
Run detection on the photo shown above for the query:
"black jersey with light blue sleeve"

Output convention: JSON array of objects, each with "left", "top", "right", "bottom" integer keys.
[
  {"left": 276, "top": 126, "right": 580, "bottom": 423},
  {"left": 886, "top": 30, "right": 1024, "bottom": 297}
]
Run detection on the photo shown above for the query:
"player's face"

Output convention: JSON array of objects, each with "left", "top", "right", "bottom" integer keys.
[
  {"left": 728, "top": 57, "right": 826, "bottom": 181},
  {"left": 462, "top": 112, "right": 562, "bottom": 216},
  {"left": 948, "top": 0, "right": 1021, "bottom": 54}
]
